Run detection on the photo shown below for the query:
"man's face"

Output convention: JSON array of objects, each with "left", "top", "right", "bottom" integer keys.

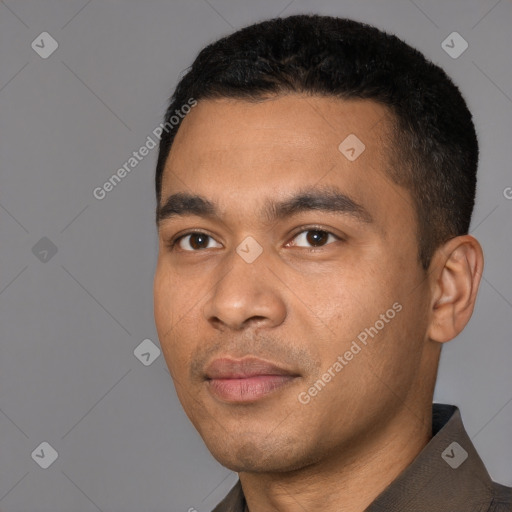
[{"left": 153, "top": 95, "right": 435, "bottom": 473}]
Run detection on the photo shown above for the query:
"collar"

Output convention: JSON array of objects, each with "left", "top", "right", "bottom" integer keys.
[{"left": 212, "top": 404, "right": 501, "bottom": 512}]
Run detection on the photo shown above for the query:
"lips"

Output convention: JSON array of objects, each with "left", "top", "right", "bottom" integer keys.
[
  {"left": 204, "top": 356, "right": 299, "bottom": 403},
  {"left": 205, "top": 356, "right": 296, "bottom": 379}
]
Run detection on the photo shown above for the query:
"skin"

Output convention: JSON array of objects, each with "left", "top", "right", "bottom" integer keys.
[{"left": 153, "top": 95, "right": 484, "bottom": 512}]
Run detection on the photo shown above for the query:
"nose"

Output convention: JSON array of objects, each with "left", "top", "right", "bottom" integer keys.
[{"left": 202, "top": 247, "right": 287, "bottom": 331}]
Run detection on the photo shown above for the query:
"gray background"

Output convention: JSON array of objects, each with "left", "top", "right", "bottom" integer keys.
[{"left": 0, "top": 0, "right": 510, "bottom": 511}]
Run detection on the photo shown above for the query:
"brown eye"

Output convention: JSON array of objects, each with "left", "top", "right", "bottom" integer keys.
[
  {"left": 290, "top": 229, "right": 339, "bottom": 248},
  {"left": 176, "top": 233, "right": 221, "bottom": 251}
]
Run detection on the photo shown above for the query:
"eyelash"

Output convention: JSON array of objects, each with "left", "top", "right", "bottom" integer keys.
[{"left": 165, "top": 226, "right": 343, "bottom": 252}]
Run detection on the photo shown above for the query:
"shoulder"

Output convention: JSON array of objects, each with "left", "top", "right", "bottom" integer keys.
[{"left": 488, "top": 481, "right": 512, "bottom": 511}]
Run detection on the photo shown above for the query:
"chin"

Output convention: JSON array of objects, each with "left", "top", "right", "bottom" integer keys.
[{"left": 206, "top": 434, "right": 320, "bottom": 474}]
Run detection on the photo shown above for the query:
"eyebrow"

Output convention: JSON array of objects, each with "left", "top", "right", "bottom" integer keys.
[{"left": 156, "top": 186, "right": 373, "bottom": 227}]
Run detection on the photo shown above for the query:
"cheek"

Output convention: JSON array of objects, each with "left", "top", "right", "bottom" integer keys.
[
  {"left": 304, "top": 264, "right": 383, "bottom": 332},
  {"left": 153, "top": 267, "right": 174, "bottom": 334},
  {"left": 153, "top": 267, "right": 192, "bottom": 370},
  {"left": 153, "top": 262, "right": 203, "bottom": 329},
  {"left": 308, "top": 262, "right": 411, "bottom": 370}
]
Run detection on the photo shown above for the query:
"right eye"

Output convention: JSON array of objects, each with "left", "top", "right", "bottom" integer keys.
[{"left": 170, "top": 232, "right": 222, "bottom": 252}]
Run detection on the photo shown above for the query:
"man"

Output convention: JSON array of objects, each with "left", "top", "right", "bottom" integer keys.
[{"left": 152, "top": 14, "right": 511, "bottom": 512}]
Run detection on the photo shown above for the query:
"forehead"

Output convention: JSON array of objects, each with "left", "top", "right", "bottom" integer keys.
[
  {"left": 159, "top": 95, "right": 411, "bottom": 231},
  {"left": 162, "top": 95, "right": 392, "bottom": 185},
  {"left": 171, "top": 94, "right": 389, "bottom": 147}
]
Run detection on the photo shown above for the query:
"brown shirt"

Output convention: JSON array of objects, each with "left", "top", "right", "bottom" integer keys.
[{"left": 212, "top": 404, "right": 511, "bottom": 512}]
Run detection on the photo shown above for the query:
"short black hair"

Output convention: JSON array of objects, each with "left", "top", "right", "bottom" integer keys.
[{"left": 155, "top": 14, "right": 478, "bottom": 269}]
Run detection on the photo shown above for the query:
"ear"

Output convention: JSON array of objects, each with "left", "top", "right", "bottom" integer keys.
[{"left": 427, "top": 235, "right": 484, "bottom": 343}]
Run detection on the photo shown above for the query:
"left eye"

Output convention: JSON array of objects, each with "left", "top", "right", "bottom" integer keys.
[{"left": 288, "top": 229, "right": 340, "bottom": 248}]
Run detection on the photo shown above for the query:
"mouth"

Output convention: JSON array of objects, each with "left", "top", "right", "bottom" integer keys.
[{"left": 204, "top": 356, "right": 300, "bottom": 403}]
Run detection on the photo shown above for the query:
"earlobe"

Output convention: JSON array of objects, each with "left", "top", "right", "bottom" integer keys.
[{"left": 427, "top": 235, "right": 484, "bottom": 343}]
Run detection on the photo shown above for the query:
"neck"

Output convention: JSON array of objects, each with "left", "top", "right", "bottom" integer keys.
[{"left": 240, "top": 403, "right": 432, "bottom": 512}]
